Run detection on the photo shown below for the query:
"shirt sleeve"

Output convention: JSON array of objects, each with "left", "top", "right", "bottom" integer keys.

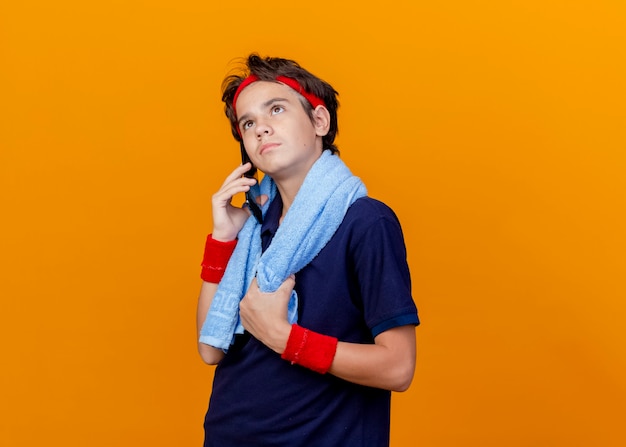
[{"left": 349, "top": 204, "right": 419, "bottom": 338}]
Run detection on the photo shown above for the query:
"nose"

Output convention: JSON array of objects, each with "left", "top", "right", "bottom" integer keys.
[{"left": 255, "top": 119, "right": 272, "bottom": 138}]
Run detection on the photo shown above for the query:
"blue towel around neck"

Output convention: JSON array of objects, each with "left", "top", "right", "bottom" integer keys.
[{"left": 199, "top": 151, "right": 367, "bottom": 351}]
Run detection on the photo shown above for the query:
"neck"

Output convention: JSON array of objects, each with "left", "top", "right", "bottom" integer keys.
[{"left": 274, "top": 181, "right": 299, "bottom": 220}]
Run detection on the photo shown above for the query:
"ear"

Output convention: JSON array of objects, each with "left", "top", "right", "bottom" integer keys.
[{"left": 312, "top": 105, "right": 331, "bottom": 137}]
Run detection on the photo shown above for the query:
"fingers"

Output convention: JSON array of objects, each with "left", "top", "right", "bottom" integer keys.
[
  {"left": 220, "top": 162, "right": 254, "bottom": 187},
  {"left": 210, "top": 162, "right": 259, "bottom": 241},
  {"left": 216, "top": 164, "right": 257, "bottom": 198},
  {"left": 280, "top": 274, "right": 296, "bottom": 291},
  {"left": 240, "top": 276, "right": 294, "bottom": 353},
  {"left": 249, "top": 275, "right": 296, "bottom": 296},
  {"left": 212, "top": 164, "right": 258, "bottom": 208}
]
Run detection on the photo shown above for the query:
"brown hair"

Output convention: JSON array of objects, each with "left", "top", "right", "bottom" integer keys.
[{"left": 222, "top": 54, "right": 340, "bottom": 155}]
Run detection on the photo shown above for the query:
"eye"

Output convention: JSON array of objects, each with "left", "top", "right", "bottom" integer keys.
[
  {"left": 271, "top": 105, "right": 284, "bottom": 115},
  {"left": 242, "top": 120, "right": 254, "bottom": 131}
]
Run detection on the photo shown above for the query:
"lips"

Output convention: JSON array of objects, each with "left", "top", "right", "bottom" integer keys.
[{"left": 260, "top": 142, "right": 280, "bottom": 154}]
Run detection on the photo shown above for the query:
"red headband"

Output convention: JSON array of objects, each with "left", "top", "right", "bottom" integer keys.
[{"left": 232, "top": 75, "right": 326, "bottom": 118}]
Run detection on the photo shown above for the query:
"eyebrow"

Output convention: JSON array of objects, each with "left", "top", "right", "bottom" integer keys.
[{"left": 237, "top": 97, "right": 290, "bottom": 127}]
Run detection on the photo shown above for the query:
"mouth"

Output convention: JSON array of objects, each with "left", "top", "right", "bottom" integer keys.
[{"left": 259, "top": 142, "right": 280, "bottom": 155}]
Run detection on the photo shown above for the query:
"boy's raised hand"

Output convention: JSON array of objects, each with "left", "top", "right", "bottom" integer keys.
[{"left": 211, "top": 162, "right": 259, "bottom": 241}]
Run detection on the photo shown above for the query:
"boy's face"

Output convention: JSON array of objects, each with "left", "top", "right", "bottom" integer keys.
[{"left": 235, "top": 81, "right": 326, "bottom": 182}]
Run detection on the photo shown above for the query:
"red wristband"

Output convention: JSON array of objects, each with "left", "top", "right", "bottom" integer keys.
[
  {"left": 200, "top": 234, "right": 237, "bottom": 283},
  {"left": 281, "top": 324, "right": 338, "bottom": 374}
]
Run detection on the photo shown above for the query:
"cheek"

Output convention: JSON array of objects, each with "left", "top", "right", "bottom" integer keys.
[
  {"left": 293, "top": 118, "right": 316, "bottom": 139},
  {"left": 241, "top": 140, "right": 259, "bottom": 164},
  {"left": 242, "top": 133, "right": 256, "bottom": 149}
]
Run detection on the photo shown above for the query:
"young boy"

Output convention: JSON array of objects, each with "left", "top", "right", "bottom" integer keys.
[{"left": 196, "top": 54, "right": 419, "bottom": 446}]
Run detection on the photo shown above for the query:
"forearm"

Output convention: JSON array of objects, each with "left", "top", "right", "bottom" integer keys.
[
  {"left": 196, "top": 281, "right": 226, "bottom": 364},
  {"left": 196, "top": 232, "right": 240, "bottom": 364},
  {"left": 329, "top": 326, "right": 416, "bottom": 391},
  {"left": 263, "top": 323, "right": 416, "bottom": 392}
]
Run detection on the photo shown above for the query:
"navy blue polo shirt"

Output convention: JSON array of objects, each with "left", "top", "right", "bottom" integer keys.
[{"left": 203, "top": 195, "right": 419, "bottom": 447}]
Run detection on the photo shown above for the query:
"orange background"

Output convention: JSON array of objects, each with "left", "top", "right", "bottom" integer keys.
[{"left": 1, "top": 1, "right": 625, "bottom": 446}]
